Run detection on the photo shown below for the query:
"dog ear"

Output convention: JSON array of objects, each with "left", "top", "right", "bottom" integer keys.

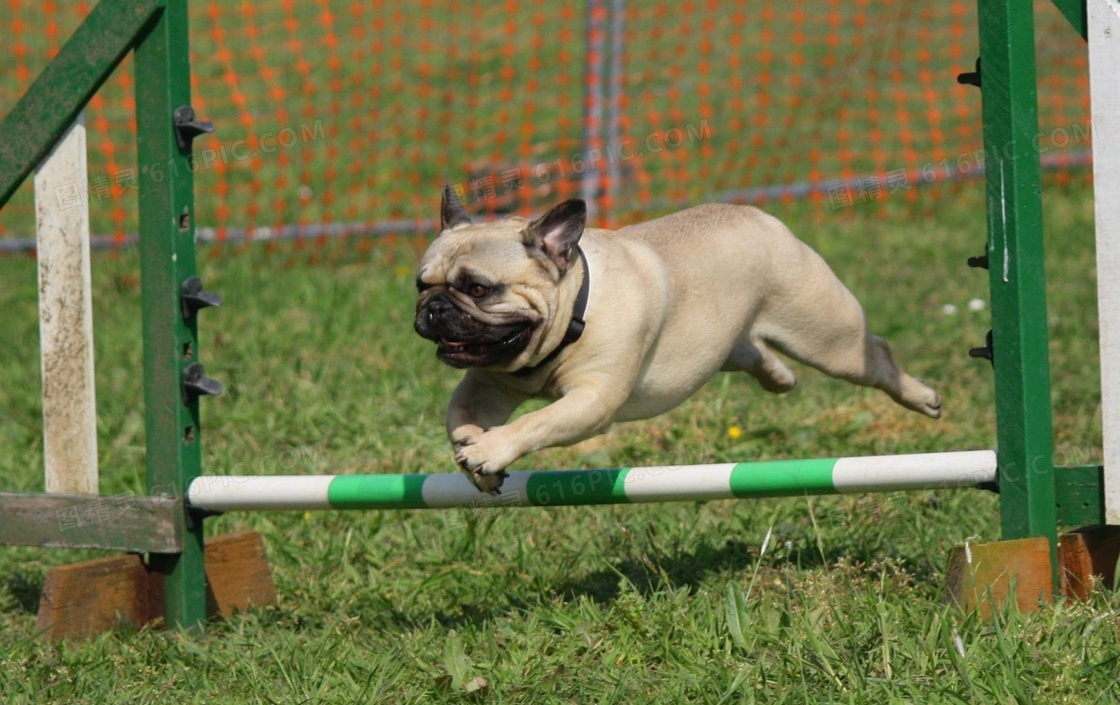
[
  {"left": 523, "top": 199, "right": 586, "bottom": 273},
  {"left": 440, "top": 185, "right": 472, "bottom": 230}
]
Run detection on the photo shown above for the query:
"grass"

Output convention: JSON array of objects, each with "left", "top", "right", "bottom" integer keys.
[{"left": 1, "top": 181, "right": 1118, "bottom": 703}]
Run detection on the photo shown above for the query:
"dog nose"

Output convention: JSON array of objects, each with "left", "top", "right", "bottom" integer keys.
[
  {"left": 427, "top": 294, "right": 453, "bottom": 316},
  {"left": 418, "top": 294, "right": 454, "bottom": 334}
]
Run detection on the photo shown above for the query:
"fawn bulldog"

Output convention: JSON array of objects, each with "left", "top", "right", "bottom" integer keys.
[{"left": 415, "top": 187, "right": 940, "bottom": 492}]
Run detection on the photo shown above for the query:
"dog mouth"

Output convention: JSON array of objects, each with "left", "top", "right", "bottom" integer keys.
[{"left": 436, "top": 324, "right": 534, "bottom": 368}]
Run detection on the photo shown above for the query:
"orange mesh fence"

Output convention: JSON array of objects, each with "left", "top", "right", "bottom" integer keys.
[
  {"left": 612, "top": 0, "right": 1090, "bottom": 222},
  {"left": 0, "top": 0, "right": 1092, "bottom": 250}
]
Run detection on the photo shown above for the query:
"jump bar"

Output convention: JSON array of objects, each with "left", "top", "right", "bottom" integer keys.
[{"left": 187, "top": 450, "right": 997, "bottom": 513}]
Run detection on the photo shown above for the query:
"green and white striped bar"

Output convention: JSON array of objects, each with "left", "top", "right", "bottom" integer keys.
[{"left": 187, "top": 450, "right": 996, "bottom": 512}]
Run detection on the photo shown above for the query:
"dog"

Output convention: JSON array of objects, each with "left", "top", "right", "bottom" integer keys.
[{"left": 415, "top": 187, "right": 941, "bottom": 492}]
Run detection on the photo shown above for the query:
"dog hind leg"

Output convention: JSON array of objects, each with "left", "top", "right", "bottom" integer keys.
[
  {"left": 762, "top": 293, "right": 941, "bottom": 418},
  {"left": 722, "top": 339, "right": 798, "bottom": 393}
]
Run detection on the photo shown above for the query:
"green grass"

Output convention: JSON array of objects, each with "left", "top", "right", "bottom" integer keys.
[{"left": 2, "top": 182, "right": 1118, "bottom": 703}]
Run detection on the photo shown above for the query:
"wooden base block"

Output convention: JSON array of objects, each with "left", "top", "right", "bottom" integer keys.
[
  {"left": 1058, "top": 526, "right": 1120, "bottom": 599},
  {"left": 36, "top": 554, "right": 154, "bottom": 639},
  {"left": 35, "top": 530, "right": 277, "bottom": 641},
  {"left": 947, "top": 529, "right": 1120, "bottom": 617},
  {"left": 946, "top": 537, "right": 1053, "bottom": 617},
  {"left": 204, "top": 530, "right": 278, "bottom": 617}
]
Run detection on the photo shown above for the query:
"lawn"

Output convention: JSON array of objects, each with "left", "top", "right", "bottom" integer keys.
[{"left": 1, "top": 179, "right": 1118, "bottom": 703}]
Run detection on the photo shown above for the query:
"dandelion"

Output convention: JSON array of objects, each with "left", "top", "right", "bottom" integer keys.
[{"left": 727, "top": 425, "right": 742, "bottom": 440}]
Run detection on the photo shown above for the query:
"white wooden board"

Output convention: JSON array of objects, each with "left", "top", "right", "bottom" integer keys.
[
  {"left": 1090, "top": 0, "right": 1120, "bottom": 524},
  {"left": 34, "top": 114, "right": 99, "bottom": 495}
]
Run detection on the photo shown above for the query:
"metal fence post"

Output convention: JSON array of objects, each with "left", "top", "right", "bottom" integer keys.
[
  {"left": 135, "top": 0, "right": 211, "bottom": 629},
  {"left": 976, "top": 0, "right": 1059, "bottom": 581},
  {"left": 604, "top": 0, "right": 625, "bottom": 224},
  {"left": 581, "top": 0, "right": 606, "bottom": 223}
]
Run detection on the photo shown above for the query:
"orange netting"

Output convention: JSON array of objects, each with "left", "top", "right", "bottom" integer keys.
[{"left": 0, "top": 0, "right": 1091, "bottom": 249}]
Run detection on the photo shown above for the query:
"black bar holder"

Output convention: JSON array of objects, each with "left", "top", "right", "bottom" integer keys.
[
  {"left": 173, "top": 105, "right": 214, "bottom": 152},
  {"left": 957, "top": 57, "right": 982, "bottom": 88},
  {"left": 180, "top": 276, "right": 222, "bottom": 319},
  {"left": 182, "top": 362, "right": 222, "bottom": 403},
  {"left": 968, "top": 254, "right": 989, "bottom": 270},
  {"left": 969, "top": 329, "right": 994, "bottom": 366}
]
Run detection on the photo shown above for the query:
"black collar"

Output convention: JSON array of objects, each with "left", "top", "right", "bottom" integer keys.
[{"left": 513, "top": 247, "right": 590, "bottom": 377}]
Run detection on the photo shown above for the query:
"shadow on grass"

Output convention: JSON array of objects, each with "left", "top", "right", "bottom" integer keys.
[
  {"left": 368, "top": 538, "right": 945, "bottom": 631},
  {"left": 2, "top": 570, "right": 44, "bottom": 614},
  {"left": 553, "top": 537, "right": 943, "bottom": 606},
  {"left": 555, "top": 539, "right": 764, "bottom": 605}
]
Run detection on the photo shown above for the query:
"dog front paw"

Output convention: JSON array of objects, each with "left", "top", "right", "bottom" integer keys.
[
  {"left": 465, "top": 466, "right": 508, "bottom": 494},
  {"left": 454, "top": 430, "right": 516, "bottom": 493},
  {"left": 451, "top": 424, "right": 485, "bottom": 449}
]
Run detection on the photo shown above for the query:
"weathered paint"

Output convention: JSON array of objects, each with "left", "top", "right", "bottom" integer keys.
[{"left": 35, "top": 114, "right": 99, "bottom": 496}]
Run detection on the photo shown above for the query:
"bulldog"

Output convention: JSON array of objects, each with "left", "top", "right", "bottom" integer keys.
[{"left": 415, "top": 187, "right": 940, "bottom": 492}]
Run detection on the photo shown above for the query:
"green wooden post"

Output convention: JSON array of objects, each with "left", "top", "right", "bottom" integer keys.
[
  {"left": 976, "top": 0, "right": 1059, "bottom": 579},
  {"left": 1048, "top": 0, "right": 1087, "bottom": 39},
  {"left": 0, "top": 0, "right": 165, "bottom": 209},
  {"left": 135, "top": 0, "right": 209, "bottom": 629}
]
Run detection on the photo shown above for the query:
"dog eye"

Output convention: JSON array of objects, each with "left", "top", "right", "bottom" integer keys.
[{"left": 467, "top": 283, "right": 492, "bottom": 299}]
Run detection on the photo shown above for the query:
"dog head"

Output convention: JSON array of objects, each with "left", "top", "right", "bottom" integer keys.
[{"left": 414, "top": 187, "right": 587, "bottom": 371}]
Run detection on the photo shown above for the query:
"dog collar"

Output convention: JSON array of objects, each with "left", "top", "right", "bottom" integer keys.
[{"left": 513, "top": 247, "right": 590, "bottom": 377}]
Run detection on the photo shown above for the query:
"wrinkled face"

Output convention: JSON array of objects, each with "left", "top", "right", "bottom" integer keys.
[{"left": 414, "top": 219, "right": 552, "bottom": 369}]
